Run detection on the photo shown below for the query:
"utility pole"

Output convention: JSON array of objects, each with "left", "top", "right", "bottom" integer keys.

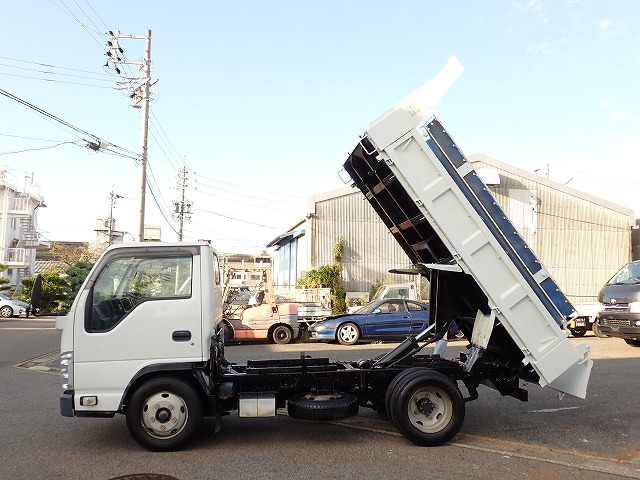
[
  {"left": 107, "top": 189, "right": 123, "bottom": 245},
  {"left": 105, "top": 28, "right": 153, "bottom": 242},
  {"left": 172, "top": 163, "right": 192, "bottom": 242}
]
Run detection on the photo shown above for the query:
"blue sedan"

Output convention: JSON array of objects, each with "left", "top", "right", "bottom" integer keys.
[{"left": 308, "top": 299, "right": 430, "bottom": 345}]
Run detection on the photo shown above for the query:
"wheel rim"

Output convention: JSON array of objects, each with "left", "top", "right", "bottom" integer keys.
[
  {"left": 339, "top": 324, "right": 358, "bottom": 344},
  {"left": 140, "top": 391, "right": 189, "bottom": 439},
  {"left": 274, "top": 327, "right": 291, "bottom": 343},
  {"left": 407, "top": 386, "right": 453, "bottom": 433},
  {"left": 0, "top": 306, "right": 12, "bottom": 317}
]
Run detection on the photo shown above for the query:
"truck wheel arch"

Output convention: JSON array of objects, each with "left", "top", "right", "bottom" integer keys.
[{"left": 120, "top": 364, "right": 211, "bottom": 415}]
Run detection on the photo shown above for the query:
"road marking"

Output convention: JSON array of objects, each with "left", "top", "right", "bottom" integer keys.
[
  {"left": 0, "top": 327, "right": 56, "bottom": 330},
  {"left": 327, "top": 416, "right": 640, "bottom": 478},
  {"left": 528, "top": 406, "right": 582, "bottom": 413}
]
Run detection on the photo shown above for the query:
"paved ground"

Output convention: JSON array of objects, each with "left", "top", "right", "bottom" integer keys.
[{"left": 2, "top": 316, "right": 640, "bottom": 479}]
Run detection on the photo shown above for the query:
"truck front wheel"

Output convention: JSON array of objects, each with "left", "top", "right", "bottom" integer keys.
[
  {"left": 388, "top": 370, "right": 464, "bottom": 447},
  {"left": 126, "top": 377, "right": 203, "bottom": 451}
]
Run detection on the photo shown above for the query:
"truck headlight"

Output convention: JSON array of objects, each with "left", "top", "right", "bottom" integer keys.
[
  {"left": 60, "top": 351, "right": 73, "bottom": 390},
  {"left": 629, "top": 302, "right": 640, "bottom": 314}
]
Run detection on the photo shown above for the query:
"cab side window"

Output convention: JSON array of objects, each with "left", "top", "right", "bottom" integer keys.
[{"left": 88, "top": 254, "right": 193, "bottom": 332}]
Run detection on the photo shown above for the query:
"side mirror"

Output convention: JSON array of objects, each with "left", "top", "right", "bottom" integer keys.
[{"left": 373, "top": 308, "right": 382, "bottom": 314}]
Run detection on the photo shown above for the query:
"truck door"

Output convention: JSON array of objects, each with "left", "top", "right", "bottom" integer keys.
[{"left": 72, "top": 247, "right": 204, "bottom": 412}]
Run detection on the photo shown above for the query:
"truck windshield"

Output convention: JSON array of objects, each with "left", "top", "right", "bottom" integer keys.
[{"left": 607, "top": 262, "right": 640, "bottom": 285}]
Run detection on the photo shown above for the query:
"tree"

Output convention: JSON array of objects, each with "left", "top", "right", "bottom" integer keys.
[
  {"left": 19, "top": 272, "right": 71, "bottom": 313},
  {"left": 0, "top": 264, "right": 10, "bottom": 292},
  {"left": 45, "top": 242, "right": 101, "bottom": 271},
  {"left": 297, "top": 264, "right": 346, "bottom": 314},
  {"left": 65, "top": 261, "right": 94, "bottom": 300}
]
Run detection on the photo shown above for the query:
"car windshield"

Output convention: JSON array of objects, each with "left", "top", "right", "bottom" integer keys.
[
  {"left": 607, "top": 263, "right": 640, "bottom": 285},
  {"left": 0, "top": 294, "right": 12, "bottom": 301}
]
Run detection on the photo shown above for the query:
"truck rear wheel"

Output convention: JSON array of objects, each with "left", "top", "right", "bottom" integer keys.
[
  {"left": 126, "top": 377, "right": 203, "bottom": 451},
  {"left": 287, "top": 392, "right": 359, "bottom": 421},
  {"left": 388, "top": 370, "right": 464, "bottom": 446},
  {"left": 271, "top": 325, "right": 293, "bottom": 344}
]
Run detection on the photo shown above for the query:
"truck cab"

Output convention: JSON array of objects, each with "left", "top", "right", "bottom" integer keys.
[{"left": 57, "top": 242, "right": 223, "bottom": 417}]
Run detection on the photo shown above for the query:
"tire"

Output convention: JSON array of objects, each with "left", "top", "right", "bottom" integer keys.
[
  {"left": 624, "top": 339, "right": 640, "bottom": 348},
  {"left": 384, "top": 367, "right": 430, "bottom": 428},
  {"left": 337, "top": 322, "right": 360, "bottom": 346},
  {"left": 287, "top": 391, "right": 359, "bottom": 421},
  {"left": 388, "top": 370, "right": 465, "bottom": 447},
  {"left": 592, "top": 320, "right": 608, "bottom": 338},
  {"left": 271, "top": 325, "right": 293, "bottom": 345},
  {"left": 0, "top": 306, "right": 14, "bottom": 318},
  {"left": 125, "top": 377, "right": 204, "bottom": 451},
  {"left": 570, "top": 329, "right": 587, "bottom": 337}
]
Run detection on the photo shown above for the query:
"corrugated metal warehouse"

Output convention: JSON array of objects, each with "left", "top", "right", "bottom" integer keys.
[{"left": 269, "top": 154, "right": 636, "bottom": 304}]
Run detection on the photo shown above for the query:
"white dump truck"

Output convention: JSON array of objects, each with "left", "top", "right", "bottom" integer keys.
[{"left": 56, "top": 56, "right": 592, "bottom": 452}]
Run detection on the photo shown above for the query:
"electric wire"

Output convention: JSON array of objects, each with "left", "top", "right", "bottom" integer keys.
[
  {"left": 0, "top": 141, "right": 80, "bottom": 156},
  {"left": 196, "top": 209, "right": 277, "bottom": 229},
  {"left": 191, "top": 171, "right": 305, "bottom": 199},
  {"left": 192, "top": 177, "right": 301, "bottom": 206},
  {"left": 0, "top": 72, "right": 113, "bottom": 89},
  {"left": 0, "top": 56, "right": 113, "bottom": 76},
  {"left": 0, "top": 87, "right": 139, "bottom": 159}
]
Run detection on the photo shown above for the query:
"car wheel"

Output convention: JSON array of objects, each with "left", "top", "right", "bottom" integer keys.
[
  {"left": 570, "top": 329, "right": 587, "bottom": 337},
  {"left": 287, "top": 391, "right": 359, "bottom": 421},
  {"left": 337, "top": 322, "right": 360, "bottom": 345},
  {"left": 388, "top": 369, "right": 465, "bottom": 447},
  {"left": 125, "top": 377, "right": 203, "bottom": 452},
  {"left": 271, "top": 325, "right": 293, "bottom": 345},
  {"left": 624, "top": 339, "right": 640, "bottom": 348},
  {"left": 592, "top": 320, "right": 608, "bottom": 338},
  {"left": 0, "top": 305, "right": 14, "bottom": 318}
]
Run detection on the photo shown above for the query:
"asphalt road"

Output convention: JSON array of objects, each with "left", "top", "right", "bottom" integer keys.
[{"left": 1, "top": 316, "right": 639, "bottom": 480}]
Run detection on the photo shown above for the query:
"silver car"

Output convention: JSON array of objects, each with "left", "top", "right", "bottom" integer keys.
[{"left": 0, "top": 293, "right": 29, "bottom": 318}]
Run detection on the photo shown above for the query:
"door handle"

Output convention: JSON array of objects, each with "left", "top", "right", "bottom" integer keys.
[{"left": 172, "top": 330, "right": 192, "bottom": 342}]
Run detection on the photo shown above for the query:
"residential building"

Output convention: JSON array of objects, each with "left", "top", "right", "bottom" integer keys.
[{"left": 0, "top": 172, "right": 49, "bottom": 289}]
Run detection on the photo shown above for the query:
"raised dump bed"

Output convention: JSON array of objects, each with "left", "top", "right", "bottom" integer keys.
[{"left": 343, "top": 57, "right": 592, "bottom": 398}]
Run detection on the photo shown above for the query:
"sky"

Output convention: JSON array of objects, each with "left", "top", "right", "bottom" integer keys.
[{"left": 1, "top": 0, "right": 639, "bottom": 254}]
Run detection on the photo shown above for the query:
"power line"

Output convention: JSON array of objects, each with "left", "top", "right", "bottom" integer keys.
[
  {"left": 0, "top": 71, "right": 113, "bottom": 89},
  {"left": 0, "top": 62, "right": 114, "bottom": 82},
  {"left": 0, "top": 87, "right": 139, "bottom": 159},
  {"left": 191, "top": 171, "right": 305, "bottom": 199},
  {"left": 0, "top": 141, "right": 80, "bottom": 156},
  {"left": 0, "top": 56, "right": 113, "bottom": 76},
  {"left": 192, "top": 177, "right": 301, "bottom": 206},
  {"left": 197, "top": 209, "right": 277, "bottom": 229}
]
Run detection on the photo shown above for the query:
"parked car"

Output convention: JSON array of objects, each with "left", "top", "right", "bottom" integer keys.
[
  {"left": 0, "top": 294, "right": 29, "bottom": 318},
  {"left": 597, "top": 260, "right": 640, "bottom": 347},
  {"left": 309, "top": 298, "right": 430, "bottom": 345}
]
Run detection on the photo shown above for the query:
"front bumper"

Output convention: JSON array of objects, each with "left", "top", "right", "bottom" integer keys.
[
  {"left": 599, "top": 313, "right": 640, "bottom": 340},
  {"left": 308, "top": 329, "right": 336, "bottom": 341},
  {"left": 60, "top": 390, "right": 74, "bottom": 417}
]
